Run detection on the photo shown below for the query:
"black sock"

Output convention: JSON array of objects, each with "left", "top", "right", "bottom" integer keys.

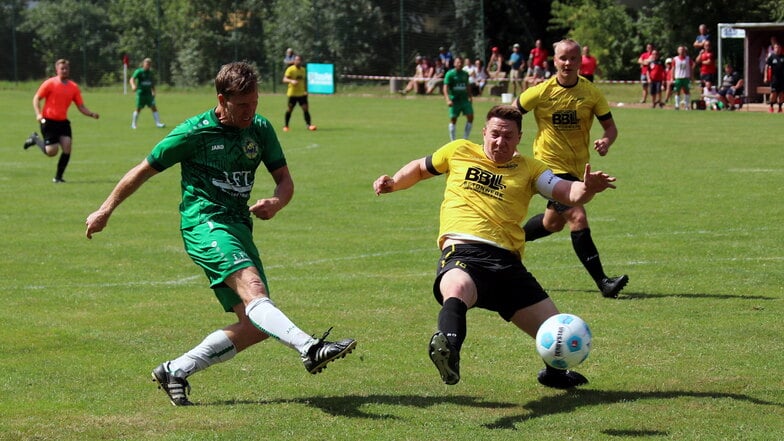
[
  {"left": 284, "top": 111, "right": 292, "bottom": 126},
  {"left": 523, "top": 213, "right": 552, "bottom": 242},
  {"left": 56, "top": 153, "right": 71, "bottom": 180},
  {"left": 438, "top": 297, "right": 467, "bottom": 351},
  {"left": 304, "top": 111, "right": 312, "bottom": 125},
  {"left": 570, "top": 228, "right": 606, "bottom": 282}
]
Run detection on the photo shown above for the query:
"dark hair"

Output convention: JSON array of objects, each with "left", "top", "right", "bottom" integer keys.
[
  {"left": 215, "top": 61, "right": 258, "bottom": 97},
  {"left": 486, "top": 105, "right": 522, "bottom": 133}
]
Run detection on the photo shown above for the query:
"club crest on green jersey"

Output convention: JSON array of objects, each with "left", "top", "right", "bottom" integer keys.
[{"left": 243, "top": 139, "right": 259, "bottom": 159}]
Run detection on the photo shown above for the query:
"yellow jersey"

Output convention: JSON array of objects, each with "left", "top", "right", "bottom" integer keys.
[
  {"left": 427, "top": 140, "right": 550, "bottom": 256},
  {"left": 518, "top": 76, "right": 612, "bottom": 177},
  {"left": 284, "top": 64, "right": 307, "bottom": 97}
]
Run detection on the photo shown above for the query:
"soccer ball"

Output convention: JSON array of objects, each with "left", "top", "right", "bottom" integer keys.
[{"left": 535, "top": 313, "right": 592, "bottom": 370}]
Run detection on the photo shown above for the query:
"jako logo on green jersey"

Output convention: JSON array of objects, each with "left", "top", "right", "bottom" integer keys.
[
  {"left": 464, "top": 167, "right": 505, "bottom": 190},
  {"left": 243, "top": 139, "right": 259, "bottom": 159}
]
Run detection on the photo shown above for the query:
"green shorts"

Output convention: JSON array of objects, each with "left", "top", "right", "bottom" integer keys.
[
  {"left": 673, "top": 78, "right": 691, "bottom": 93},
  {"left": 135, "top": 93, "right": 156, "bottom": 109},
  {"left": 449, "top": 100, "right": 474, "bottom": 119},
  {"left": 181, "top": 221, "right": 268, "bottom": 312}
]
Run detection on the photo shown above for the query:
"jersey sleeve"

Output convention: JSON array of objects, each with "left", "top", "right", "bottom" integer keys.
[
  {"left": 427, "top": 141, "right": 462, "bottom": 175},
  {"left": 517, "top": 85, "right": 541, "bottom": 113},
  {"left": 146, "top": 123, "right": 195, "bottom": 171},
  {"left": 256, "top": 117, "right": 287, "bottom": 172}
]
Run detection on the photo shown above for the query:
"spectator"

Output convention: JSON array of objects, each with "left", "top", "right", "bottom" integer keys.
[
  {"left": 526, "top": 39, "right": 549, "bottom": 79},
  {"left": 438, "top": 46, "right": 453, "bottom": 70},
  {"left": 672, "top": 45, "right": 693, "bottom": 110},
  {"left": 488, "top": 46, "right": 504, "bottom": 79},
  {"left": 637, "top": 43, "right": 654, "bottom": 103},
  {"left": 523, "top": 60, "right": 551, "bottom": 90},
  {"left": 765, "top": 42, "right": 784, "bottom": 113},
  {"left": 426, "top": 58, "right": 446, "bottom": 95},
  {"left": 717, "top": 63, "right": 744, "bottom": 110},
  {"left": 469, "top": 59, "right": 488, "bottom": 96},
  {"left": 283, "top": 48, "right": 296, "bottom": 67},
  {"left": 702, "top": 81, "right": 721, "bottom": 110},
  {"left": 695, "top": 40, "right": 717, "bottom": 87},
  {"left": 662, "top": 57, "right": 675, "bottom": 105},
  {"left": 762, "top": 37, "right": 780, "bottom": 83},
  {"left": 693, "top": 24, "right": 711, "bottom": 53},
  {"left": 508, "top": 43, "right": 526, "bottom": 94},
  {"left": 399, "top": 56, "right": 428, "bottom": 95},
  {"left": 579, "top": 45, "right": 599, "bottom": 82},
  {"left": 647, "top": 50, "right": 665, "bottom": 108}
]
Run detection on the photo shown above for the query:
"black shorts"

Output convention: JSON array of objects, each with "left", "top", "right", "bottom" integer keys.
[
  {"left": 770, "top": 80, "right": 784, "bottom": 94},
  {"left": 41, "top": 119, "right": 72, "bottom": 145},
  {"left": 433, "top": 243, "right": 549, "bottom": 321},
  {"left": 288, "top": 95, "right": 308, "bottom": 107},
  {"left": 545, "top": 173, "right": 580, "bottom": 213}
]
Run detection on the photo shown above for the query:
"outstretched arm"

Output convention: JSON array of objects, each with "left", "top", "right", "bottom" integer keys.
[
  {"left": 373, "top": 157, "right": 434, "bottom": 195},
  {"left": 550, "top": 163, "right": 616, "bottom": 207},
  {"left": 85, "top": 160, "right": 159, "bottom": 238}
]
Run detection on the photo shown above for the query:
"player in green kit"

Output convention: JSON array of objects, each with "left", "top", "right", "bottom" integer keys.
[
  {"left": 130, "top": 58, "right": 165, "bottom": 129},
  {"left": 443, "top": 57, "right": 473, "bottom": 141},
  {"left": 85, "top": 61, "right": 356, "bottom": 406}
]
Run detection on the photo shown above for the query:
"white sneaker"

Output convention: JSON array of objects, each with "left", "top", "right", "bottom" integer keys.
[
  {"left": 156, "top": 123, "right": 166, "bottom": 128},
  {"left": 131, "top": 124, "right": 137, "bottom": 129}
]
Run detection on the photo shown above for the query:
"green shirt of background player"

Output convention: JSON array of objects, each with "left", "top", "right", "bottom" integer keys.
[
  {"left": 442, "top": 57, "right": 473, "bottom": 141},
  {"left": 85, "top": 61, "right": 355, "bottom": 407},
  {"left": 129, "top": 58, "right": 165, "bottom": 129}
]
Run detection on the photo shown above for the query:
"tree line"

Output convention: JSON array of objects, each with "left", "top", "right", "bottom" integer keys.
[{"left": 1, "top": 0, "right": 782, "bottom": 87}]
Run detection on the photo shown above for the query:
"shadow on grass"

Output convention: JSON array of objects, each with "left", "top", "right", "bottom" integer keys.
[
  {"left": 483, "top": 389, "right": 782, "bottom": 430},
  {"left": 209, "top": 394, "right": 516, "bottom": 419},
  {"left": 550, "top": 288, "right": 776, "bottom": 301},
  {"left": 207, "top": 389, "right": 780, "bottom": 429}
]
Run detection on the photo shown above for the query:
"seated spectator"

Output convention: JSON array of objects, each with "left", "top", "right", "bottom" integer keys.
[
  {"left": 487, "top": 47, "right": 504, "bottom": 80},
  {"left": 426, "top": 58, "right": 446, "bottom": 94},
  {"left": 717, "top": 63, "right": 744, "bottom": 110},
  {"left": 702, "top": 81, "right": 721, "bottom": 110},
  {"left": 524, "top": 60, "right": 552, "bottom": 89},
  {"left": 469, "top": 59, "right": 488, "bottom": 96},
  {"left": 400, "top": 56, "right": 433, "bottom": 95}
]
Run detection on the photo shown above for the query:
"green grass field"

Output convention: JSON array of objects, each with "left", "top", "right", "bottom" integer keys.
[{"left": 1, "top": 82, "right": 782, "bottom": 440}]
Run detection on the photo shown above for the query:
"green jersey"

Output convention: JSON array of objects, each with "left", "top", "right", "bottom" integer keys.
[
  {"left": 132, "top": 68, "right": 155, "bottom": 95},
  {"left": 444, "top": 68, "right": 470, "bottom": 101},
  {"left": 147, "top": 109, "right": 287, "bottom": 229}
]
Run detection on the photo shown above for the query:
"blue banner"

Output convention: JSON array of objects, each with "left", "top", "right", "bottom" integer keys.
[{"left": 307, "top": 63, "right": 335, "bottom": 94}]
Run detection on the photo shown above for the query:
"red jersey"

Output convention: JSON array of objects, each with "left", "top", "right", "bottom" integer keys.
[
  {"left": 580, "top": 56, "right": 598, "bottom": 76},
  {"left": 648, "top": 60, "right": 665, "bottom": 82},
  {"left": 529, "top": 47, "right": 548, "bottom": 68},
  {"left": 36, "top": 77, "right": 84, "bottom": 121},
  {"left": 698, "top": 50, "right": 717, "bottom": 75}
]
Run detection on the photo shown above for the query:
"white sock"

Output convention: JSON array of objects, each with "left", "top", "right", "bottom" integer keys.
[
  {"left": 675, "top": 96, "right": 680, "bottom": 108},
  {"left": 464, "top": 122, "right": 472, "bottom": 139},
  {"left": 685, "top": 95, "right": 691, "bottom": 108},
  {"left": 153, "top": 111, "right": 161, "bottom": 124},
  {"left": 448, "top": 123, "right": 456, "bottom": 141},
  {"left": 168, "top": 330, "right": 237, "bottom": 378},
  {"left": 132, "top": 111, "right": 139, "bottom": 126},
  {"left": 245, "top": 297, "right": 315, "bottom": 355}
]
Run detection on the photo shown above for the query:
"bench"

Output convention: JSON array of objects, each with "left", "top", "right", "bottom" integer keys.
[{"left": 757, "top": 86, "right": 771, "bottom": 104}]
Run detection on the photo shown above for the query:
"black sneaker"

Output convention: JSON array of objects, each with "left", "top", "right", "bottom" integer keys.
[
  {"left": 301, "top": 327, "right": 356, "bottom": 374},
  {"left": 429, "top": 331, "right": 460, "bottom": 385},
  {"left": 598, "top": 274, "right": 629, "bottom": 298},
  {"left": 23, "top": 132, "right": 40, "bottom": 150},
  {"left": 151, "top": 363, "right": 193, "bottom": 406},
  {"left": 538, "top": 366, "right": 589, "bottom": 389},
  {"left": 52, "top": 177, "right": 66, "bottom": 183}
]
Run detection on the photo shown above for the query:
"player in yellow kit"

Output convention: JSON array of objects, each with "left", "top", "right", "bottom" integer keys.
[
  {"left": 514, "top": 39, "right": 628, "bottom": 298},
  {"left": 373, "top": 105, "right": 617, "bottom": 388},
  {"left": 282, "top": 55, "right": 316, "bottom": 132}
]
